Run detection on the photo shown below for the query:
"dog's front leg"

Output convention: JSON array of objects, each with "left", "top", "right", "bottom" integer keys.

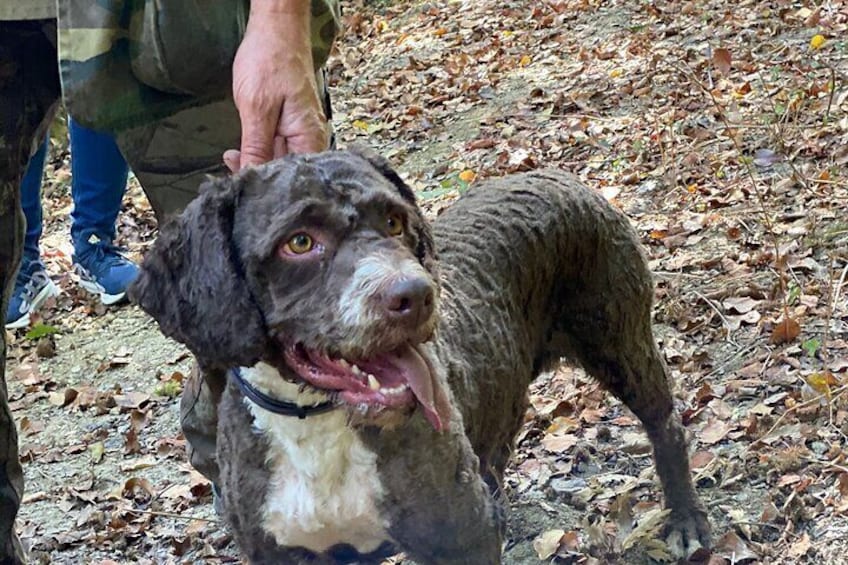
[{"left": 362, "top": 418, "right": 503, "bottom": 564}]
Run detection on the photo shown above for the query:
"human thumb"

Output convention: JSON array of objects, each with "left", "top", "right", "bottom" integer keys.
[{"left": 238, "top": 112, "right": 276, "bottom": 168}]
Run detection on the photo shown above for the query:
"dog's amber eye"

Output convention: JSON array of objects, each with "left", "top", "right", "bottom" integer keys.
[
  {"left": 387, "top": 214, "right": 404, "bottom": 237},
  {"left": 286, "top": 233, "right": 314, "bottom": 254}
]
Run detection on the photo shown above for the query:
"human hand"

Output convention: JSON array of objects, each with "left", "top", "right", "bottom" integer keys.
[{"left": 225, "top": 0, "right": 328, "bottom": 172}]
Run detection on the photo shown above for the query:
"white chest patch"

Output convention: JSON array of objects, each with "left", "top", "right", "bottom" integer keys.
[{"left": 241, "top": 363, "right": 391, "bottom": 554}]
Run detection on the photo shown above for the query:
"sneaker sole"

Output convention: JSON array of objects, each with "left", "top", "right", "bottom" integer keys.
[
  {"left": 78, "top": 279, "right": 127, "bottom": 306},
  {"left": 5, "top": 280, "right": 59, "bottom": 330}
]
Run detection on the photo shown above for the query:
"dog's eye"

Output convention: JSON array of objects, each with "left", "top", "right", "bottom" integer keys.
[
  {"left": 285, "top": 233, "right": 314, "bottom": 254},
  {"left": 387, "top": 214, "right": 404, "bottom": 237}
]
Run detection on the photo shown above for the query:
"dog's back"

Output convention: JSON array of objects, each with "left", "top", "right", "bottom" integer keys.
[{"left": 430, "top": 171, "right": 654, "bottom": 478}]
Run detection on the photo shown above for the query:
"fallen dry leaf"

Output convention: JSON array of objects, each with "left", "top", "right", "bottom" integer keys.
[
  {"left": 533, "top": 529, "right": 564, "bottom": 560},
  {"left": 712, "top": 47, "right": 732, "bottom": 75},
  {"left": 770, "top": 317, "right": 801, "bottom": 345},
  {"left": 700, "top": 419, "right": 733, "bottom": 445}
]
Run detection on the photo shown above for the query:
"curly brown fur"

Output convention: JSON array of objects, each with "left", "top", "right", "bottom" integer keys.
[{"left": 131, "top": 148, "right": 709, "bottom": 564}]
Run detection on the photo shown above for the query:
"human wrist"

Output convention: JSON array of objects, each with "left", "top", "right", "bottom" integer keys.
[
  {"left": 247, "top": 0, "right": 311, "bottom": 47},
  {"left": 249, "top": 0, "right": 311, "bottom": 18}
]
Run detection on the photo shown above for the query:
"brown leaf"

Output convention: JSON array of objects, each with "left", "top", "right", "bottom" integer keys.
[
  {"left": 760, "top": 500, "right": 780, "bottom": 523},
  {"left": 715, "top": 531, "right": 757, "bottom": 561},
  {"left": 694, "top": 383, "right": 718, "bottom": 406},
  {"left": 712, "top": 48, "right": 732, "bottom": 75},
  {"left": 541, "top": 434, "right": 579, "bottom": 453},
  {"left": 11, "top": 362, "right": 45, "bottom": 386},
  {"left": 788, "top": 532, "right": 811, "bottom": 559},
  {"left": 124, "top": 427, "right": 142, "bottom": 455},
  {"left": 130, "top": 408, "right": 152, "bottom": 431},
  {"left": 120, "top": 456, "right": 157, "bottom": 472},
  {"left": 690, "top": 450, "right": 715, "bottom": 469},
  {"left": 804, "top": 8, "right": 821, "bottom": 26},
  {"left": 770, "top": 317, "right": 801, "bottom": 344},
  {"left": 467, "top": 138, "right": 498, "bottom": 150},
  {"left": 35, "top": 337, "right": 56, "bottom": 359},
  {"left": 189, "top": 471, "right": 213, "bottom": 499},
  {"left": 113, "top": 391, "right": 151, "bottom": 411},
  {"left": 48, "top": 388, "right": 78, "bottom": 408},
  {"left": 533, "top": 529, "right": 565, "bottom": 560},
  {"left": 723, "top": 296, "right": 759, "bottom": 314},
  {"left": 122, "top": 477, "right": 154, "bottom": 500},
  {"left": 560, "top": 530, "right": 579, "bottom": 551},
  {"left": 19, "top": 417, "right": 44, "bottom": 436},
  {"left": 700, "top": 419, "right": 733, "bottom": 445}
]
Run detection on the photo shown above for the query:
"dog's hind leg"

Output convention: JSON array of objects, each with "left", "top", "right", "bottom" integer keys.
[
  {"left": 581, "top": 327, "right": 710, "bottom": 558},
  {"left": 558, "top": 255, "right": 710, "bottom": 558}
]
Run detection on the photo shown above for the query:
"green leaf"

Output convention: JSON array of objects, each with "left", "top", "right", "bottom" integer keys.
[
  {"left": 154, "top": 380, "right": 183, "bottom": 398},
  {"left": 802, "top": 338, "right": 821, "bottom": 358},
  {"left": 25, "top": 324, "right": 59, "bottom": 340}
]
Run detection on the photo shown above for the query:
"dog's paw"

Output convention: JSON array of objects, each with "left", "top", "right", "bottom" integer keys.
[{"left": 664, "top": 507, "right": 711, "bottom": 560}]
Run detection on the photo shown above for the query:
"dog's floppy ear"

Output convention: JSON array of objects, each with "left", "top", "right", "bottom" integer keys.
[
  {"left": 347, "top": 145, "right": 438, "bottom": 271},
  {"left": 129, "top": 174, "right": 268, "bottom": 369}
]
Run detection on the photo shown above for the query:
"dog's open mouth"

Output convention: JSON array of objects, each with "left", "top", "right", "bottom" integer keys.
[{"left": 283, "top": 342, "right": 450, "bottom": 431}]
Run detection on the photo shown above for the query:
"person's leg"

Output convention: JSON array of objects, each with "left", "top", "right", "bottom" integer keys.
[
  {"left": 68, "top": 118, "right": 138, "bottom": 305},
  {"left": 5, "top": 138, "right": 57, "bottom": 330},
  {"left": 20, "top": 139, "right": 46, "bottom": 263},
  {"left": 0, "top": 19, "right": 61, "bottom": 563}
]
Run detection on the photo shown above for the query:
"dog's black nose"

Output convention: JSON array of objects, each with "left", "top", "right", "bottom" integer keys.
[{"left": 383, "top": 277, "right": 435, "bottom": 325}]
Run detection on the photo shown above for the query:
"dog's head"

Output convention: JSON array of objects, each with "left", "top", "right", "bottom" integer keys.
[{"left": 130, "top": 148, "right": 451, "bottom": 430}]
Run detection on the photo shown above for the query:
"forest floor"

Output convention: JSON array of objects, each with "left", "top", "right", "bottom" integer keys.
[{"left": 6, "top": 0, "right": 848, "bottom": 563}]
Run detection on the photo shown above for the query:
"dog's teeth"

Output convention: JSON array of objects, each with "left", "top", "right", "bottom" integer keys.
[
  {"left": 338, "top": 359, "right": 350, "bottom": 369},
  {"left": 351, "top": 365, "right": 362, "bottom": 375},
  {"left": 367, "top": 374, "right": 380, "bottom": 391},
  {"left": 381, "top": 385, "right": 406, "bottom": 396}
]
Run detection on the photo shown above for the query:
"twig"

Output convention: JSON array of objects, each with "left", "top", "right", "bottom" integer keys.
[
  {"left": 830, "top": 261, "right": 848, "bottom": 320},
  {"left": 652, "top": 271, "right": 705, "bottom": 279},
  {"left": 824, "top": 63, "right": 837, "bottom": 124},
  {"left": 694, "top": 290, "right": 735, "bottom": 343},
  {"left": 809, "top": 457, "right": 848, "bottom": 476},
  {"left": 124, "top": 508, "right": 218, "bottom": 524}
]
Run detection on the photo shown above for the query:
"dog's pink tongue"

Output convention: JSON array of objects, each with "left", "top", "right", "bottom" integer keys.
[{"left": 389, "top": 345, "right": 451, "bottom": 431}]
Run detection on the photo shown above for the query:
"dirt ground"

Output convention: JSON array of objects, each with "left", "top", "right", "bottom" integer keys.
[{"left": 6, "top": 0, "right": 848, "bottom": 563}]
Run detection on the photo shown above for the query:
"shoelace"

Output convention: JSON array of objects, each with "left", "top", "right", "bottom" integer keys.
[{"left": 17, "top": 271, "right": 51, "bottom": 307}]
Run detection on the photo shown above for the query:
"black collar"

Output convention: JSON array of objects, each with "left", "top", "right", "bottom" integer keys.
[{"left": 229, "top": 367, "right": 337, "bottom": 419}]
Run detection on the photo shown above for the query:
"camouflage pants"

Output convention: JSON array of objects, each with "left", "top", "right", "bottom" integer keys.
[{"left": 0, "top": 20, "right": 61, "bottom": 564}]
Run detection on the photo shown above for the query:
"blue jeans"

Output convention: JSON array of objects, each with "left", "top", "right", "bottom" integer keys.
[{"left": 21, "top": 119, "right": 129, "bottom": 264}]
